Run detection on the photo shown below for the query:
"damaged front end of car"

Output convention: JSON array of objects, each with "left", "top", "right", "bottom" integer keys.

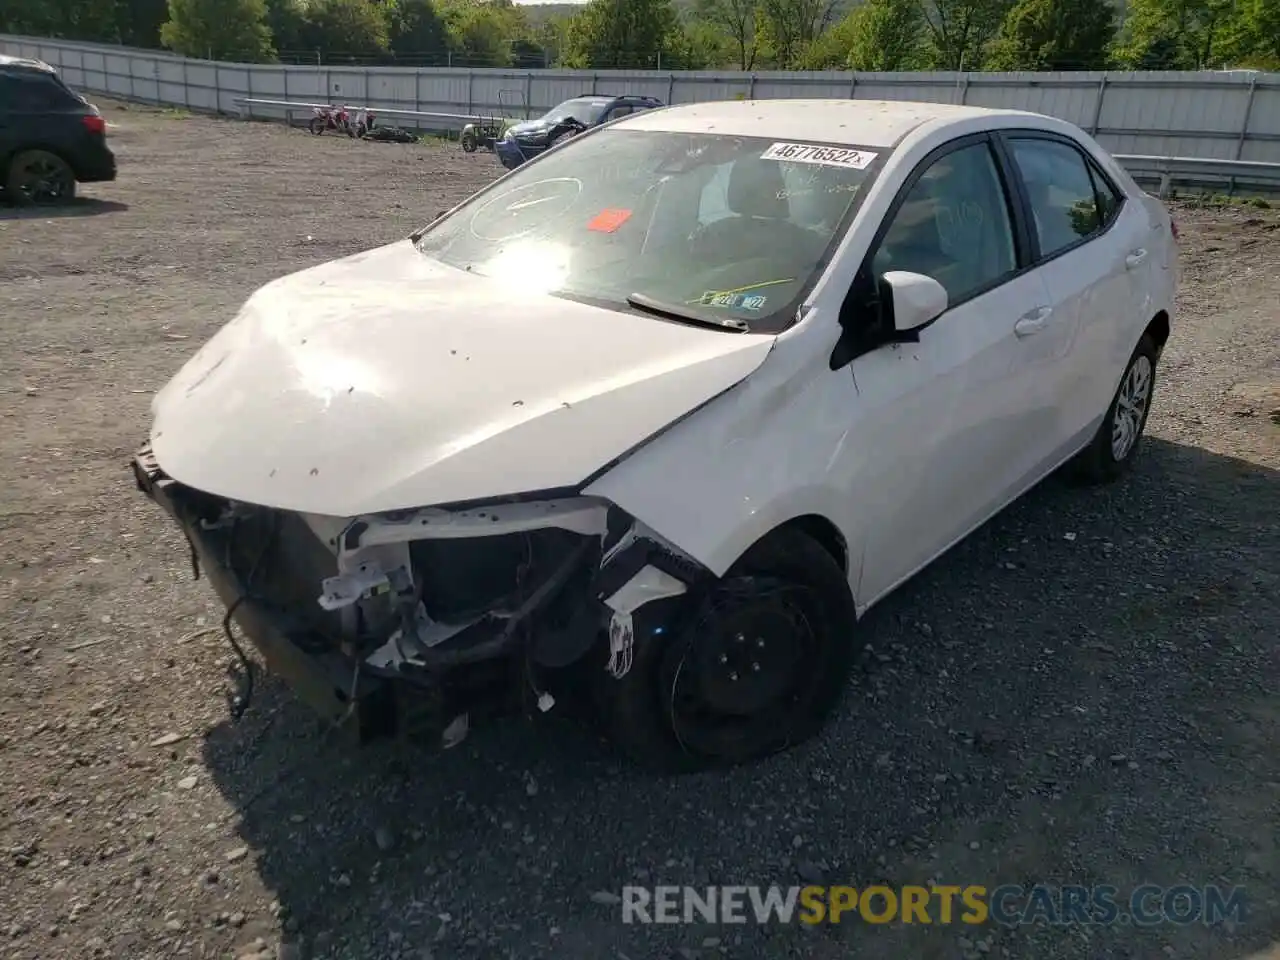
[{"left": 131, "top": 441, "right": 707, "bottom": 749}]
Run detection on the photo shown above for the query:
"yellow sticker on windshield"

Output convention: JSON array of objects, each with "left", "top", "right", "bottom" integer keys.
[{"left": 760, "top": 142, "right": 877, "bottom": 169}]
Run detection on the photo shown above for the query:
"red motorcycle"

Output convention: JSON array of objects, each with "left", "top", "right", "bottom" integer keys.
[{"left": 309, "top": 104, "right": 352, "bottom": 136}]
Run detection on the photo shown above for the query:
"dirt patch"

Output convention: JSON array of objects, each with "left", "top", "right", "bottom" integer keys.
[{"left": 1, "top": 102, "right": 1278, "bottom": 960}]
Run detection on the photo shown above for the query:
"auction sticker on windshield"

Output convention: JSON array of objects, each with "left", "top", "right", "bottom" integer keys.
[{"left": 760, "top": 142, "right": 877, "bottom": 169}]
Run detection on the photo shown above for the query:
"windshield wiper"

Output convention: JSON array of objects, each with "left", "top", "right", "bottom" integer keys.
[{"left": 625, "top": 293, "right": 750, "bottom": 332}]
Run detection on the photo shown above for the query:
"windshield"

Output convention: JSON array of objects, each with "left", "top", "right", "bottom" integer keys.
[
  {"left": 543, "top": 97, "right": 610, "bottom": 126},
  {"left": 414, "top": 129, "right": 882, "bottom": 333}
]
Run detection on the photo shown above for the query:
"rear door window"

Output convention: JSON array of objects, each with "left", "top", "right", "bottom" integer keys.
[
  {"left": 0, "top": 72, "right": 78, "bottom": 111},
  {"left": 1007, "top": 137, "right": 1109, "bottom": 258}
]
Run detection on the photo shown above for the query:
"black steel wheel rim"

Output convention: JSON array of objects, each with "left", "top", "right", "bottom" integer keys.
[
  {"left": 17, "top": 155, "right": 71, "bottom": 203},
  {"left": 660, "top": 579, "right": 822, "bottom": 761}
]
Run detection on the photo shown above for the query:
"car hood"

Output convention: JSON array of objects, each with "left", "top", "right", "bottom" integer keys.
[
  {"left": 148, "top": 239, "right": 776, "bottom": 517},
  {"left": 507, "top": 119, "right": 553, "bottom": 138}
]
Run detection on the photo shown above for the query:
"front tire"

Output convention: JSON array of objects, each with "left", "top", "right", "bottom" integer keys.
[
  {"left": 595, "top": 528, "right": 859, "bottom": 773},
  {"left": 547, "top": 126, "right": 581, "bottom": 150},
  {"left": 6, "top": 150, "right": 76, "bottom": 206},
  {"left": 1070, "top": 332, "right": 1159, "bottom": 484},
  {"left": 308, "top": 117, "right": 325, "bottom": 135},
  {"left": 461, "top": 132, "right": 477, "bottom": 152}
]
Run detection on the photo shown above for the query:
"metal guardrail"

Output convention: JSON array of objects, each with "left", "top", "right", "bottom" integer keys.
[
  {"left": 1114, "top": 154, "right": 1280, "bottom": 196},
  {"left": 234, "top": 97, "right": 500, "bottom": 128}
]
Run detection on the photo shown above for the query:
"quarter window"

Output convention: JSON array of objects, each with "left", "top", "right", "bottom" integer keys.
[
  {"left": 1008, "top": 138, "right": 1107, "bottom": 257},
  {"left": 0, "top": 73, "right": 75, "bottom": 110},
  {"left": 871, "top": 141, "right": 1018, "bottom": 307},
  {"left": 1089, "top": 161, "right": 1123, "bottom": 228}
]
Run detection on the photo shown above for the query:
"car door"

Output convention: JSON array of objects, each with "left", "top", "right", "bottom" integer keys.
[
  {"left": 1000, "top": 134, "right": 1148, "bottom": 454},
  {"left": 846, "top": 135, "right": 1059, "bottom": 606},
  {"left": 1, "top": 71, "right": 78, "bottom": 159}
]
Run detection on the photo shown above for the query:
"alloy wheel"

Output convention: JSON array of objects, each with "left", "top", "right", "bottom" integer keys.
[
  {"left": 14, "top": 153, "right": 73, "bottom": 204},
  {"left": 1111, "top": 354, "right": 1153, "bottom": 461}
]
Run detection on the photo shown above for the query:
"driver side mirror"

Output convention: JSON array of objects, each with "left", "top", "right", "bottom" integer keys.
[
  {"left": 830, "top": 269, "right": 949, "bottom": 370},
  {"left": 881, "top": 270, "right": 948, "bottom": 333}
]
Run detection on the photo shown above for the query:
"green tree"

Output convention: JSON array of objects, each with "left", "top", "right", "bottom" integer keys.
[
  {"left": 681, "top": 18, "right": 738, "bottom": 67},
  {"left": 1111, "top": 0, "right": 1232, "bottom": 68},
  {"left": 160, "top": 0, "right": 275, "bottom": 61},
  {"left": 114, "top": 0, "right": 171, "bottom": 45},
  {"left": 535, "top": 15, "right": 571, "bottom": 65},
  {"left": 694, "top": 0, "right": 760, "bottom": 68},
  {"left": 1211, "top": 0, "right": 1279, "bottom": 67},
  {"left": 449, "top": 4, "right": 511, "bottom": 65},
  {"left": 756, "top": 0, "right": 839, "bottom": 66},
  {"left": 300, "top": 0, "right": 391, "bottom": 58},
  {"left": 986, "top": 0, "right": 1116, "bottom": 69},
  {"left": 389, "top": 0, "right": 450, "bottom": 59},
  {"left": 921, "top": 0, "right": 1013, "bottom": 68},
  {"left": 438, "top": 0, "right": 536, "bottom": 66},
  {"left": 562, "top": 0, "right": 685, "bottom": 68},
  {"left": 263, "top": 0, "right": 308, "bottom": 54},
  {"left": 800, "top": 0, "right": 925, "bottom": 68},
  {"left": 0, "top": 0, "right": 119, "bottom": 41}
]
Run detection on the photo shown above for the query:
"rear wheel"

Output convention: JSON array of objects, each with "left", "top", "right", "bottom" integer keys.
[
  {"left": 1069, "top": 333, "right": 1159, "bottom": 484},
  {"left": 6, "top": 150, "right": 76, "bottom": 206},
  {"left": 595, "top": 528, "right": 859, "bottom": 773}
]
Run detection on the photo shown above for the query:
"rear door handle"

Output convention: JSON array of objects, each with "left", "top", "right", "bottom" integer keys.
[
  {"left": 1125, "top": 248, "right": 1148, "bottom": 269},
  {"left": 1014, "top": 306, "right": 1052, "bottom": 337}
]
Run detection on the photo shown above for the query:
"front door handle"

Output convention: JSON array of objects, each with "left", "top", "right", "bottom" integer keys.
[
  {"left": 1125, "top": 248, "right": 1149, "bottom": 269},
  {"left": 1014, "top": 306, "right": 1052, "bottom": 337}
]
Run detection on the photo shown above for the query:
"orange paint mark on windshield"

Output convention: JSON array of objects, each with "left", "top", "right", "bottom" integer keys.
[{"left": 587, "top": 208, "right": 633, "bottom": 233}]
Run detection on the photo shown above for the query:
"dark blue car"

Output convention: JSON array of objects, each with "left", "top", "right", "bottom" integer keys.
[{"left": 495, "top": 94, "right": 664, "bottom": 170}]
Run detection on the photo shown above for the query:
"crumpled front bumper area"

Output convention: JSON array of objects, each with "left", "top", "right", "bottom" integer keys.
[
  {"left": 132, "top": 444, "right": 420, "bottom": 742},
  {"left": 130, "top": 442, "right": 708, "bottom": 746}
]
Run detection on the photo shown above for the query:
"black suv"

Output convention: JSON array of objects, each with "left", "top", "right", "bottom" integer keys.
[
  {"left": 494, "top": 95, "right": 665, "bottom": 170},
  {"left": 0, "top": 54, "right": 116, "bottom": 205}
]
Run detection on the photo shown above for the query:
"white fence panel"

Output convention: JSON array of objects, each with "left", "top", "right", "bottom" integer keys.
[{"left": 2, "top": 35, "right": 1277, "bottom": 161}]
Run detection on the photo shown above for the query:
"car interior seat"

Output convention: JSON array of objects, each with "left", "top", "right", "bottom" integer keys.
[
  {"left": 874, "top": 175, "right": 958, "bottom": 288},
  {"left": 686, "top": 158, "right": 801, "bottom": 262}
]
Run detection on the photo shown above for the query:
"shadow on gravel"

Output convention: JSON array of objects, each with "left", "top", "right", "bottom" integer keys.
[
  {"left": 0, "top": 198, "right": 130, "bottom": 220},
  {"left": 200, "top": 437, "right": 1280, "bottom": 960}
]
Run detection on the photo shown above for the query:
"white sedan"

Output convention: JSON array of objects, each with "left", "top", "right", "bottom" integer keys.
[{"left": 133, "top": 98, "right": 1177, "bottom": 772}]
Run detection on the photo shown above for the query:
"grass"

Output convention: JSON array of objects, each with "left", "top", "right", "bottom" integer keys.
[{"left": 1168, "top": 189, "right": 1273, "bottom": 209}]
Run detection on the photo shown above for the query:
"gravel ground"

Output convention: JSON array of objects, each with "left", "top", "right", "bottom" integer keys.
[{"left": 1, "top": 101, "right": 1278, "bottom": 960}]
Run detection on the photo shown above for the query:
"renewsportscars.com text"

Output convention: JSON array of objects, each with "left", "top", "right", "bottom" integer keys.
[{"left": 620, "top": 884, "right": 1248, "bottom": 927}]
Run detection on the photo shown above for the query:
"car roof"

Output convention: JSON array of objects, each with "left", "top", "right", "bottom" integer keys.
[
  {"left": 565, "top": 94, "right": 661, "bottom": 105},
  {"left": 0, "top": 53, "right": 57, "bottom": 75},
  {"left": 614, "top": 98, "right": 1044, "bottom": 148}
]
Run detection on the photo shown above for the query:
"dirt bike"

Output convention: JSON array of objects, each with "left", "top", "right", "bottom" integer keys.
[
  {"left": 309, "top": 105, "right": 352, "bottom": 136},
  {"left": 353, "top": 109, "right": 377, "bottom": 139}
]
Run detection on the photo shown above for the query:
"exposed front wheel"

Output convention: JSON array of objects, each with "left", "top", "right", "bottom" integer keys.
[
  {"left": 1070, "top": 333, "right": 1159, "bottom": 484},
  {"left": 308, "top": 117, "right": 325, "bottom": 135},
  {"left": 461, "top": 132, "right": 477, "bottom": 152},
  {"left": 594, "top": 528, "right": 859, "bottom": 773},
  {"left": 547, "top": 129, "right": 577, "bottom": 150},
  {"left": 5, "top": 150, "right": 76, "bottom": 206}
]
